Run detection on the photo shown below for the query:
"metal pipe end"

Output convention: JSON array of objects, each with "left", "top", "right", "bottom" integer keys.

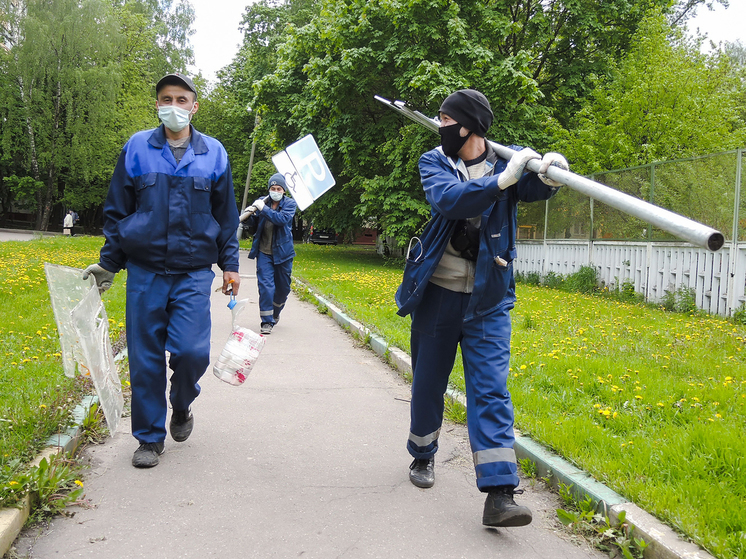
[{"left": 708, "top": 232, "right": 725, "bottom": 252}]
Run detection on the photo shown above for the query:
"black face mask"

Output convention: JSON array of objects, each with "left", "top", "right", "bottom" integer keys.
[{"left": 438, "top": 123, "right": 472, "bottom": 158}]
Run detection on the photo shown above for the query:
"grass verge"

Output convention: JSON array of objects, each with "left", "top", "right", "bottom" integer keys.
[
  {"left": 291, "top": 243, "right": 745, "bottom": 559},
  {"left": 0, "top": 236, "right": 127, "bottom": 505}
]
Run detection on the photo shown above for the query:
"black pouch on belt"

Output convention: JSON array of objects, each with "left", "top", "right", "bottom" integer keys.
[{"left": 450, "top": 220, "right": 480, "bottom": 262}]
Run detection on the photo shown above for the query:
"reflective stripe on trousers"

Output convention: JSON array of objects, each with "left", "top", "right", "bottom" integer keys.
[
  {"left": 256, "top": 251, "right": 293, "bottom": 324},
  {"left": 408, "top": 282, "right": 519, "bottom": 489}
]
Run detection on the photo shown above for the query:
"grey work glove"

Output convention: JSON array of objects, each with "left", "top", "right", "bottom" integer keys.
[
  {"left": 82, "top": 263, "right": 116, "bottom": 294},
  {"left": 252, "top": 198, "right": 265, "bottom": 212},
  {"left": 497, "top": 148, "right": 541, "bottom": 190},
  {"left": 537, "top": 152, "right": 569, "bottom": 187}
]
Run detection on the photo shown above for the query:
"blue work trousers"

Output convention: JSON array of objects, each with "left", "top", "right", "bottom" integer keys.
[
  {"left": 408, "top": 282, "right": 519, "bottom": 490},
  {"left": 126, "top": 263, "right": 214, "bottom": 443},
  {"left": 256, "top": 251, "right": 293, "bottom": 324}
]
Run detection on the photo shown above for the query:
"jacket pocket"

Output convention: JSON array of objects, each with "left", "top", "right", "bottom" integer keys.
[
  {"left": 135, "top": 173, "right": 157, "bottom": 212},
  {"left": 191, "top": 176, "right": 212, "bottom": 214}
]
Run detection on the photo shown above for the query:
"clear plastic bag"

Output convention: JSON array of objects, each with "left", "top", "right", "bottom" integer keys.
[
  {"left": 213, "top": 295, "right": 265, "bottom": 386},
  {"left": 44, "top": 263, "right": 124, "bottom": 434}
]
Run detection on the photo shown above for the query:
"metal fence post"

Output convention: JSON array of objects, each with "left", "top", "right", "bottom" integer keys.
[{"left": 726, "top": 149, "right": 743, "bottom": 316}]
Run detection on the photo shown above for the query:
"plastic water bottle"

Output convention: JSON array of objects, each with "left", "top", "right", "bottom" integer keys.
[{"left": 213, "top": 327, "right": 265, "bottom": 385}]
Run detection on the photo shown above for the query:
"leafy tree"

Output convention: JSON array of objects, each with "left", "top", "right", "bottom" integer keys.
[
  {"left": 0, "top": 0, "right": 196, "bottom": 230},
  {"left": 556, "top": 11, "right": 745, "bottom": 175},
  {"left": 242, "top": 0, "right": 692, "bottom": 245},
  {"left": 4, "top": 0, "right": 123, "bottom": 230},
  {"left": 549, "top": 11, "right": 745, "bottom": 240}
]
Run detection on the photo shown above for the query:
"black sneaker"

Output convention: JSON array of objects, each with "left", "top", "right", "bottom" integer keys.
[
  {"left": 482, "top": 486, "right": 532, "bottom": 527},
  {"left": 170, "top": 408, "right": 194, "bottom": 442},
  {"left": 409, "top": 457, "right": 435, "bottom": 488},
  {"left": 132, "top": 442, "right": 165, "bottom": 468},
  {"left": 260, "top": 322, "right": 273, "bottom": 335}
]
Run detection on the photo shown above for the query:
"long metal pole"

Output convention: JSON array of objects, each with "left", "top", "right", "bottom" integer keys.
[
  {"left": 241, "top": 116, "right": 260, "bottom": 211},
  {"left": 374, "top": 96, "right": 725, "bottom": 252}
]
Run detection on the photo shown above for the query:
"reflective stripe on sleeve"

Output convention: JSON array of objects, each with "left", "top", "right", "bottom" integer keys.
[
  {"left": 408, "top": 428, "right": 441, "bottom": 448},
  {"left": 473, "top": 447, "right": 517, "bottom": 466}
]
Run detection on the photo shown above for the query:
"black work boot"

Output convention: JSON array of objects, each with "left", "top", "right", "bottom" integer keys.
[
  {"left": 409, "top": 457, "right": 435, "bottom": 488},
  {"left": 482, "top": 486, "right": 532, "bottom": 527},
  {"left": 169, "top": 408, "right": 194, "bottom": 442},
  {"left": 132, "top": 442, "right": 165, "bottom": 468}
]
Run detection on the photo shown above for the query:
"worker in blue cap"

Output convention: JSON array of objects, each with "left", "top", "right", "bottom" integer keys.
[
  {"left": 245, "top": 173, "right": 298, "bottom": 334},
  {"left": 83, "top": 73, "right": 240, "bottom": 468}
]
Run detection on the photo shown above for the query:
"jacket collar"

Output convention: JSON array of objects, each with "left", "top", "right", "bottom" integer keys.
[
  {"left": 436, "top": 141, "right": 496, "bottom": 179},
  {"left": 148, "top": 124, "right": 208, "bottom": 155}
]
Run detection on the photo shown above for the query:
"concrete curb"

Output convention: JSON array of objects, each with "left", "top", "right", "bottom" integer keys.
[
  {"left": 292, "top": 277, "right": 716, "bottom": 559},
  {"left": 0, "top": 395, "right": 98, "bottom": 557}
]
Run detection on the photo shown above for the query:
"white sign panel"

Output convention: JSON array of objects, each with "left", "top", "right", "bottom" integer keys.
[{"left": 271, "top": 134, "right": 335, "bottom": 211}]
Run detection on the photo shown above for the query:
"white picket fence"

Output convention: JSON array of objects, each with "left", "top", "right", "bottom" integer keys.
[{"left": 514, "top": 240, "right": 746, "bottom": 317}]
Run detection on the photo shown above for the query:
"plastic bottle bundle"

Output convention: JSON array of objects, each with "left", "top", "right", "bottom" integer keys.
[{"left": 213, "top": 295, "right": 266, "bottom": 385}]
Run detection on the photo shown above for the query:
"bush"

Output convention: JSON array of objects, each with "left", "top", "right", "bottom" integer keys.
[
  {"left": 517, "top": 271, "right": 541, "bottom": 286},
  {"left": 543, "top": 271, "right": 564, "bottom": 290},
  {"left": 565, "top": 266, "right": 598, "bottom": 294},
  {"left": 617, "top": 279, "right": 641, "bottom": 303},
  {"left": 734, "top": 303, "right": 746, "bottom": 325},
  {"left": 662, "top": 286, "right": 697, "bottom": 313}
]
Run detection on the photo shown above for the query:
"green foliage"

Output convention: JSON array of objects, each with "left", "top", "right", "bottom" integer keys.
[
  {"left": 733, "top": 303, "right": 746, "bottom": 326},
  {"left": 0, "top": 455, "right": 85, "bottom": 520},
  {"left": 613, "top": 278, "right": 642, "bottom": 304},
  {"left": 2, "top": 175, "right": 45, "bottom": 211},
  {"left": 517, "top": 457, "right": 537, "bottom": 479},
  {"left": 556, "top": 490, "right": 649, "bottom": 559},
  {"left": 0, "top": 237, "right": 127, "bottom": 471},
  {"left": 564, "top": 265, "right": 598, "bottom": 294},
  {"left": 444, "top": 396, "right": 467, "bottom": 424},
  {"left": 661, "top": 286, "right": 697, "bottom": 314},
  {"left": 517, "top": 271, "right": 540, "bottom": 286},
  {"left": 0, "top": 0, "right": 195, "bottom": 230},
  {"left": 79, "top": 402, "right": 109, "bottom": 445},
  {"left": 212, "top": 0, "right": 681, "bottom": 246},
  {"left": 28, "top": 455, "right": 86, "bottom": 520},
  {"left": 542, "top": 271, "right": 564, "bottom": 290},
  {"left": 557, "top": 10, "right": 746, "bottom": 175}
]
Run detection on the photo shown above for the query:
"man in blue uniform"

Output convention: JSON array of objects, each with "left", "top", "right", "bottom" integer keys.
[
  {"left": 83, "top": 73, "right": 241, "bottom": 468},
  {"left": 245, "top": 173, "right": 297, "bottom": 335},
  {"left": 396, "top": 89, "right": 568, "bottom": 526}
]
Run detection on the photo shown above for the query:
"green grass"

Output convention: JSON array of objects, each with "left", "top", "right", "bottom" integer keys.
[
  {"left": 0, "top": 237, "right": 127, "bottom": 483},
  {"left": 290, "top": 243, "right": 746, "bottom": 559}
]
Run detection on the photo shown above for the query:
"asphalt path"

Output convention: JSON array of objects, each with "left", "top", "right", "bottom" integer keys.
[
  {"left": 11, "top": 248, "right": 603, "bottom": 559},
  {"left": 0, "top": 229, "right": 48, "bottom": 242}
]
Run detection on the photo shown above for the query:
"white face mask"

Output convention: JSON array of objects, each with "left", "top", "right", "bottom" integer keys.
[
  {"left": 158, "top": 104, "right": 194, "bottom": 132},
  {"left": 269, "top": 191, "right": 284, "bottom": 202}
]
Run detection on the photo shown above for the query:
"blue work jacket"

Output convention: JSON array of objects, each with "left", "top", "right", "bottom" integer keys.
[
  {"left": 247, "top": 195, "right": 297, "bottom": 265},
  {"left": 100, "top": 124, "right": 240, "bottom": 275},
  {"left": 396, "top": 143, "right": 560, "bottom": 321}
]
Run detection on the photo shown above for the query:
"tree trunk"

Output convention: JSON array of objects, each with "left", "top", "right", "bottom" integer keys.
[
  {"left": 39, "top": 75, "right": 63, "bottom": 231},
  {"left": 16, "top": 76, "right": 44, "bottom": 229}
]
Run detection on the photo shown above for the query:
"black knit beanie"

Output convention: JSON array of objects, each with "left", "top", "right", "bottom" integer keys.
[{"left": 438, "top": 89, "right": 494, "bottom": 137}]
